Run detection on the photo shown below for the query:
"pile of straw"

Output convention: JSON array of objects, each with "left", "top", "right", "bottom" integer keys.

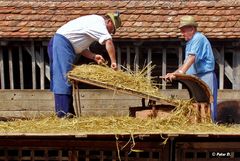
[
  {"left": 0, "top": 115, "right": 239, "bottom": 134},
  {"left": 68, "top": 64, "right": 162, "bottom": 98}
]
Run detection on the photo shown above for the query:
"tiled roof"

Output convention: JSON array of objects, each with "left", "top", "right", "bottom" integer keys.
[{"left": 0, "top": 0, "right": 240, "bottom": 39}]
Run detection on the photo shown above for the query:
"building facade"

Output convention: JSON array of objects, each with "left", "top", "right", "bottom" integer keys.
[{"left": 0, "top": 0, "right": 240, "bottom": 90}]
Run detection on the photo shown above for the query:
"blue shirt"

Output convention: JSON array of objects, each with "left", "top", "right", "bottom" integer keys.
[{"left": 185, "top": 32, "right": 215, "bottom": 75}]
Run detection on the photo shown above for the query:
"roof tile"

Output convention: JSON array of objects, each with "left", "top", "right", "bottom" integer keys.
[{"left": 0, "top": 0, "right": 240, "bottom": 39}]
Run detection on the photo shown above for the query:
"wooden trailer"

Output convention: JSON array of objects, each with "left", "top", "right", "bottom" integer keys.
[{"left": 0, "top": 132, "right": 240, "bottom": 161}]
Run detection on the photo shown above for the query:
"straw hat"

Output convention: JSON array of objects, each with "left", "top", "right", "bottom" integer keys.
[
  {"left": 179, "top": 15, "right": 198, "bottom": 28},
  {"left": 106, "top": 12, "right": 122, "bottom": 34}
]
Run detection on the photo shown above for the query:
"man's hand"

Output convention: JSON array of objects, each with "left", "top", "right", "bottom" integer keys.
[
  {"left": 162, "top": 73, "right": 176, "bottom": 82},
  {"left": 111, "top": 62, "right": 117, "bottom": 70},
  {"left": 94, "top": 55, "right": 105, "bottom": 65}
]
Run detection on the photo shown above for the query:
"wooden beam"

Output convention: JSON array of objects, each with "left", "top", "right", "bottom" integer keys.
[
  {"left": 40, "top": 46, "right": 45, "bottom": 90},
  {"left": 19, "top": 46, "right": 24, "bottom": 89},
  {"left": 126, "top": 46, "right": 131, "bottom": 70},
  {"left": 8, "top": 48, "right": 14, "bottom": 89},
  {"left": 219, "top": 47, "right": 225, "bottom": 89},
  {"left": 233, "top": 48, "right": 240, "bottom": 89},
  {"left": 31, "top": 41, "right": 36, "bottom": 89},
  {"left": 162, "top": 48, "right": 166, "bottom": 89},
  {"left": 0, "top": 47, "right": 5, "bottom": 89},
  {"left": 213, "top": 47, "right": 234, "bottom": 89},
  {"left": 45, "top": 64, "right": 50, "bottom": 81},
  {"left": 24, "top": 44, "right": 37, "bottom": 89},
  {"left": 224, "top": 61, "right": 234, "bottom": 83}
]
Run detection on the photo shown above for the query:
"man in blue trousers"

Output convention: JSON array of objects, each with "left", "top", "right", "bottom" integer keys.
[
  {"left": 48, "top": 12, "right": 121, "bottom": 118},
  {"left": 163, "top": 15, "right": 218, "bottom": 122}
]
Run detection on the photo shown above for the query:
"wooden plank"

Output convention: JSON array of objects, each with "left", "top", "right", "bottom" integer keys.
[
  {"left": 8, "top": 48, "right": 14, "bottom": 89},
  {"left": 0, "top": 111, "right": 54, "bottom": 118},
  {"left": 0, "top": 90, "right": 54, "bottom": 100},
  {"left": 162, "top": 48, "right": 166, "bottom": 89},
  {"left": 0, "top": 47, "right": 4, "bottom": 89},
  {"left": 79, "top": 89, "right": 187, "bottom": 100},
  {"left": 79, "top": 99, "right": 141, "bottom": 108},
  {"left": 75, "top": 89, "right": 143, "bottom": 100},
  {"left": 68, "top": 76, "right": 172, "bottom": 105},
  {"left": 0, "top": 89, "right": 238, "bottom": 102},
  {"left": 0, "top": 100, "right": 54, "bottom": 111},
  {"left": 217, "top": 89, "right": 240, "bottom": 101},
  {"left": 19, "top": 46, "right": 24, "bottom": 89}
]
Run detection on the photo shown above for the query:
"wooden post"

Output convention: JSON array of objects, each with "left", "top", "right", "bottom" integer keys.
[
  {"left": 219, "top": 47, "right": 224, "bottom": 90},
  {"left": 73, "top": 82, "right": 82, "bottom": 117},
  {"left": 178, "top": 46, "right": 183, "bottom": 89},
  {"left": 233, "top": 48, "right": 240, "bottom": 89},
  {"left": 73, "top": 83, "right": 77, "bottom": 116},
  {"left": 31, "top": 41, "right": 36, "bottom": 89},
  {"left": 214, "top": 47, "right": 234, "bottom": 89},
  {"left": 112, "top": 151, "right": 117, "bottom": 161},
  {"left": 0, "top": 47, "right": 5, "bottom": 89},
  {"left": 69, "top": 150, "right": 78, "bottom": 161},
  {"left": 77, "top": 83, "right": 81, "bottom": 116},
  {"left": 147, "top": 48, "right": 152, "bottom": 80},
  {"left": 134, "top": 46, "right": 139, "bottom": 72},
  {"left": 8, "top": 48, "right": 14, "bottom": 89},
  {"left": 86, "top": 150, "right": 90, "bottom": 161},
  {"left": 127, "top": 46, "right": 131, "bottom": 70},
  {"left": 40, "top": 46, "right": 45, "bottom": 90},
  {"left": 19, "top": 46, "right": 24, "bottom": 89},
  {"left": 162, "top": 48, "right": 166, "bottom": 89}
]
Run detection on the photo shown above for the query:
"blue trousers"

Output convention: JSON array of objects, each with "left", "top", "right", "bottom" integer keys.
[
  {"left": 196, "top": 71, "right": 218, "bottom": 121},
  {"left": 54, "top": 94, "right": 75, "bottom": 118},
  {"left": 48, "top": 34, "right": 76, "bottom": 117}
]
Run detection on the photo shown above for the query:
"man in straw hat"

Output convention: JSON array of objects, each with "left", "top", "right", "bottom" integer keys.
[
  {"left": 47, "top": 12, "right": 121, "bottom": 118},
  {"left": 163, "top": 15, "right": 218, "bottom": 121}
]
